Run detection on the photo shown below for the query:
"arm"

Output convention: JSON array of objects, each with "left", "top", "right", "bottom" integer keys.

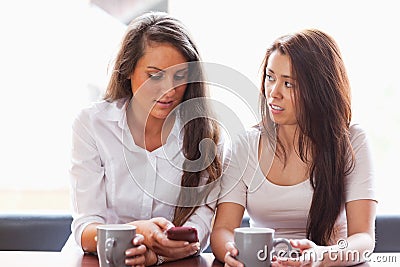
[
  {"left": 210, "top": 132, "right": 251, "bottom": 264},
  {"left": 210, "top": 202, "right": 245, "bottom": 263},
  {"left": 81, "top": 223, "right": 102, "bottom": 252},
  {"left": 70, "top": 111, "right": 107, "bottom": 252},
  {"left": 326, "top": 126, "right": 377, "bottom": 264},
  {"left": 326, "top": 199, "right": 376, "bottom": 266},
  {"left": 276, "top": 199, "right": 376, "bottom": 267},
  {"left": 274, "top": 126, "right": 377, "bottom": 266}
]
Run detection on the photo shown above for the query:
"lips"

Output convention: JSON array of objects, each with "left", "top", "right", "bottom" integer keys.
[
  {"left": 155, "top": 99, "right": 175, "bottom": 108},
  {"left": 269, "top": 104, "right": 284, "bottom": 111},
  {"left": 157, "top": 100, "right": 173, "bottom": 104}
]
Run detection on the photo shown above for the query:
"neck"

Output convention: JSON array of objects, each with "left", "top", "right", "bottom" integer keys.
[
  {"left": 126, "top": 101, "right": 175, "bottom": 146},
  {"left": 277, "top": 124, "right": 299, "bottom": 151}
]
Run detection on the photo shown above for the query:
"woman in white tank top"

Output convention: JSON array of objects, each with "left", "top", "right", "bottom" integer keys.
[{"left": 211, "top": 29, "right": 376, "bottom": 267}]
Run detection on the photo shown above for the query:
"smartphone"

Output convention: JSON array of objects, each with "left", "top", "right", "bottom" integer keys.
[{"left": 166, "top": 226, "right": 199, "bottom": 243}]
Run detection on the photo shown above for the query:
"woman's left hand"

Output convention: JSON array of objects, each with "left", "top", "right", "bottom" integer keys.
[{"left": 272, "top": 239, "right": 322, "bottom": 267}]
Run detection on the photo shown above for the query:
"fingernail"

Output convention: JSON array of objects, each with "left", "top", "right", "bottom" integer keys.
[
  {"left": 125, "top": 250, "right": 132, "bottom": 256},
  {"left": 192, "top": 243, "right": 200, "bottom": 250}
]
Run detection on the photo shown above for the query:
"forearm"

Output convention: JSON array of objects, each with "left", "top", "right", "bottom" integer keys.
[
  {"left": 81, "top": 223, "right": 102, "bottom": 253},
  {"left": 318, "top": 233, "right": 375, "bottom": 266},
  {"left": 210, "top": 227, "right": 234, "bottom": 262}
]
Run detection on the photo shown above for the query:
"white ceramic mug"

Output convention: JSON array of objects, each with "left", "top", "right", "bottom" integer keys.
[
  {"left": 96, "top": 224, "right": 136, "bottom": 267},
  {"left": 234, "top": 227, "right": 293, "bottom": 266}
]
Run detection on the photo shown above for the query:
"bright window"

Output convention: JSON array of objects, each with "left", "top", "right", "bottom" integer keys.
[
  {"left": 1, "top": 0, "right": 398, "bottom": 215},
  {"left": 169, "top": 0, "right": 400, "bottom": 215},
  {"left": 0, "top": 0, "right": 126, "bottom": 212}
]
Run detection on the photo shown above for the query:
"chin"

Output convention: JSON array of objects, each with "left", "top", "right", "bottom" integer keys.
[{"left": 149, "top": 111, "right": 170, "bottom": 120}]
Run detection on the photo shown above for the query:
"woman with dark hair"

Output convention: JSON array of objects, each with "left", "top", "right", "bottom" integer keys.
[
  {"left": 65, "top": 11, "right": 223, "bottom": 266},
  {"left": 211, "top": 29, "right": 376, "bottom": 266}
]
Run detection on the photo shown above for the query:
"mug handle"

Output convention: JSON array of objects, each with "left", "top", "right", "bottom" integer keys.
[
  {"left": 105, "top": 237, "right": 116, "bottom": 267},
  {"left": 272, "top": 238, "right": 293, "bottom": 257}
]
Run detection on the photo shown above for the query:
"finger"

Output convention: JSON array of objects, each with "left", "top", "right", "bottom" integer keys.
[
  {"left": 133, "top": 234, "right": 144, "bottom": 246},
  {"left": 290, "top": 239, "right": 313, "bottom": 250},
  {"left": 159, "top": 237, "right": 189, "bottom": 247},
  {"left": 224, "top": 251, "right": 243, "bottom": 267},
  {"left": 151, "top": 217, "right": 175, "bottom": 230},
  {"left": 126, "top": 245, "right": 147, "bottom": 257},
  {"left": 276, "top": 255, "right": 310, "bottom": 266},
  {"left": 275, "top": 258, "right": 303, "bottom": 266},
  {"left": 161, "top": 242, "right": 199, "bottom": 259},
  {"left": 151, "top": 228, "right": 168, "bottom": 246},
  {"left": 125, "top": 254, "right": 146, "bottom": 266},
  {"left": 225, "top": 242, "right": 238, "bottom": 257}
]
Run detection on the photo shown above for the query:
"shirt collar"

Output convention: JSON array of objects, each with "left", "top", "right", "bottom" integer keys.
[
  {"left": 99, "top": 98, "right": 184, "bottom": 157},
  {"left": 152, "top": 115, "right": 183, "bottom": 159},
  {"left": 99, "top": 98, "right": 128, "bottom": 123}
]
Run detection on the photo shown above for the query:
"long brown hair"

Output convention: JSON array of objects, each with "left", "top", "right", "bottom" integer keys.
[
  {"left": 104, "top": 12, "right": 222, "bottom": 226},
  {"left": 260, "top": 29, "right": 355, "bottom": 245}
]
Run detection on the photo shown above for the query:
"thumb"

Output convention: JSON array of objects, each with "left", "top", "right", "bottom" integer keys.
[
  {"left": 290, "top": 239, "right": 314, "bottom": 251},
  {"left": 132, "top": 234, "right": 144, "bottom": 246},
  {"left": 225, "top": 241, "right": 238, "bottom": 256},
  {"left": 151, "top": 217, "right": 174, "bottom": 231}
]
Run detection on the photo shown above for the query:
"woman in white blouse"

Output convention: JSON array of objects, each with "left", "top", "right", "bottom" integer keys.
[
  {"left": 66, "top": 12, "right": 223, "bottom": 266},
  {"left": 211, "top": 29, "right": 377, "bottom": 266}
]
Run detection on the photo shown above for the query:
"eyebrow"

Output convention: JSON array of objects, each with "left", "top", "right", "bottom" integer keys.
[
  {"left": 147, "top": 66, "right": 188, "bottom": 73},
  {"left": 266, "top": 68, "right": 293, "bottom": 79}
]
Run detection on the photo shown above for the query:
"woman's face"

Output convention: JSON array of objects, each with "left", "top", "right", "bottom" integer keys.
[
  {"left": 265, "top": 50, "right": 297, "bottom": 126},
  {"left": 129, "top": 43, "right": 188, "bottom": 121}
]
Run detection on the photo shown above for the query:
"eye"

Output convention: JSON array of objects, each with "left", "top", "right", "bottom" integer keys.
[
  {"left": 285, "top": 81, "right": 294, "bottom": 88},
  {"left": 266, "top": 74, "right": 274, "bottom": 81},
  {"left": 148, "top": 72, "right": 164, "bottom": 80},
  {"left": 174, "top": 71, "right": 188, "bottom": 81},
  {"left": 265, "top": 74, "right": 275, "bottom": 83}
]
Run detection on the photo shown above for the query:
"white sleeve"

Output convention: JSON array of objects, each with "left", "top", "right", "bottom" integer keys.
[
  {"left": 345, "top": 125, "right": 376, "bottom": 202},
  {"left": 183, "top": 203, "right": 215, "bottom": 252},
  {"left": 217, "top": 133, "right": 248, "bottom": 207},
  {"left": 70, "top": 109, "right": 107, "bottom": 247}
]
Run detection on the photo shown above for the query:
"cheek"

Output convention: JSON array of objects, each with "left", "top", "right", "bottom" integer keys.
[
  {"left": 175, "top": 85, "right": 187, "bottom": 98},
  {"left": 130, "top": 73, "right": 150, "bottom": 94}
]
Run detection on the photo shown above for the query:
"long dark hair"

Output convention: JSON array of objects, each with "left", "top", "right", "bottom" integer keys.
[
  {"left": 260, "top": 29, "right": 355, "bottom": 245},
  {"left": 104, "top": 12, "right": 222, "bottom": 226}
]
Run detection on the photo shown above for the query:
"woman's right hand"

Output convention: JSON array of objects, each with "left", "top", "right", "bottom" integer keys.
[
  {"left": 224, "top": 241, "right": 244, "bottom": 267},
  {"left": 129, "top": 217, "right": 198, "bottom": 261}
]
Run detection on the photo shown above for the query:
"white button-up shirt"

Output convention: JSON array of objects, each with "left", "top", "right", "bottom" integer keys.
[{"left": 69, "top": 98, "right": 224, "bottom": 251}]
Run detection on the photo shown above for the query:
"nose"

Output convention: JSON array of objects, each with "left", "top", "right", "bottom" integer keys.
[
  {"left": 160, "top": 76, "right": 176, "bottom": 97},
  {"left": 268, "top": 82, "right": 281, "bottom": 99}
]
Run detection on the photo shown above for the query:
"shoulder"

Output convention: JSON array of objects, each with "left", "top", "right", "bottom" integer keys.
[
  {"left": 228, "top": 125, "right": 261, "bottom": 156},
  {"left": 74, "top": 98, "right": 127, "bottom": 123},
  {"left": 349, "top": 124, "right": 370, "bottom": 147},
  {"left": 234, "top": 125, "right": 261, "bottom": 144}
]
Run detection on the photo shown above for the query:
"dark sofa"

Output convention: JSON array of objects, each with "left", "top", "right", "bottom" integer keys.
[{"left": 0, "top": 213, "right": 398, "bottom": 252}]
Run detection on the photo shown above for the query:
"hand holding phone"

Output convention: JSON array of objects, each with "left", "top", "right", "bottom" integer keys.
[{"left": 166, "top": 226, "right": 199, "bottom": 243}]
